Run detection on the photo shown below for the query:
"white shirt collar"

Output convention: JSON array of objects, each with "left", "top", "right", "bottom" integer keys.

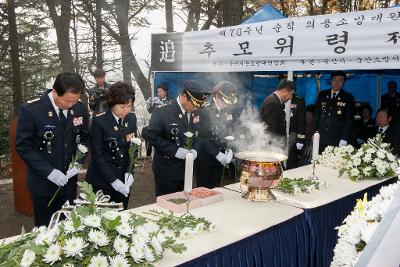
[
  {"left": 380, "top": 125, "right": 389, "bottom": 132},
  {"left": 213, "top": 97, "right": 222, "bottom": 112},
  {"left": 111, "top": 111, "right": 122, "bottom": 124},
  {"left": 48, "top": 91, "right": 67, "bottom": 117},
  {"left": 176, "top": 96, "right": 186, "bottom": 114},
  {"left": 273, "top": 92, "right": 283, "bottom": 104}
]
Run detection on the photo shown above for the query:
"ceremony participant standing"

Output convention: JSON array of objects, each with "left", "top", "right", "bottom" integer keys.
[
  {"left": 374, "top": 108, "right": 400, "bottom": 155},
  {"left": 314, "top": 71, "right": 355, "bottom": 153},
  {"left": 196, "top": 81, "right": 238, "bottom": 188},
  {"left": 16, "top": 72, "right": 89, "bottom": 226},
  {"left": 287, "top": 94, "right": 306, "bottom": 169},
  {"left": 148, "top": 80, "right": 211, "bottom": 196},
  {"left": 86, "top": 81, "right": 137, "bottom": 209},
  {"left": 381, "top": 80, "right": 400, "bottom": 125},
  {"left": 260, "top": 80, "right": 295, "bottom": 141},
  {"left": 356, "top": 105, "right": 375, "bottom": 146},
  {"left": 88, "top": 68, "right": 110, "bottom": 114}
]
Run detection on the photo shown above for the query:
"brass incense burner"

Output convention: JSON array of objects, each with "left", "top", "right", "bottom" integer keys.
[{"left": 236, "top": 151, "right": 287, "bottom": 201}]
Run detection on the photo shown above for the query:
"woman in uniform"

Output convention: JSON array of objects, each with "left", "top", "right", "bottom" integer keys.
[{"left": 86, "top": 81, "right": 137, "bottom": 209}]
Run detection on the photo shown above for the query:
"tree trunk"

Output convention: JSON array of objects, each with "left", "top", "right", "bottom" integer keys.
[
  {"left": 201, "top": 1, "right": 222, "bottom": 30},
  {"left": 45, "top": 0, "right": 75, "bottom": 72},
  {"left": 307, "top": 0, "right": 315, "bottom": 15},
  {"left": 7, "top": 0, "right": 22, "bottom": 116},
  {"left": 279, "top": 0, "right": 287, "bottom": 16},
  {"left": 321, "top": 0, "right": 329, "bottom": 14},
  {"left": 222, "top": 0, "right": 243, "bottom": 27},
  {"left": 165, "top": 0, "right": 173, "bottom": 32},
  {"left": 95, "top": 0, "right": 103, "bottom": 68},
  {"left": 115, "top": 0, "right": 132, "bottom": 84},
  {"left": 71, "top": 1, "right": 80, "bottom": 74}
]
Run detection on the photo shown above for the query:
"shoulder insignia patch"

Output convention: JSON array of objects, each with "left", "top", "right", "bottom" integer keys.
[
  {"left": 96, "top": 112, "right": 106, "bottom": 117},
  {"left": 27, "top": 98, "right": 40, "bottom": 104}
]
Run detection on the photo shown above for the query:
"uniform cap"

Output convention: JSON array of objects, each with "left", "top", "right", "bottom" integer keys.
[
  {"left": 214, "top": 81, "right": 238, "bottom": 105},
  {"left": 184, "top": 80, "right": 212, "bottom": 108}
]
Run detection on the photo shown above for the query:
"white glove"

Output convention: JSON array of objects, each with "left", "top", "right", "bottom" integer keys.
[
  {"left": 66, "top": 166, "right": 79, "bottom": 180},
  {"left": 296, "top": 143, "right": 304, "bottom": 150},
  {"left": 338, "top": 140, "right": 348, "bottom": 147},
  {"left": 225, "top": 149, "right": 233, "bottom": 164},
  {"left": 111, "top": 179, "right": 129, "bottom": 197},
  {"left": 47, "top": 169, "right": 68, "bottom": 187},
  {"left": 216, "top": 152, "right": 228, "bottom": 166},
  {"left": 189, "top": 149, "right": 197, "bottom": 160},
  {"left": 175, "top": 147, "right": 190, "bottom": 159},
  {"left": 124, "top": 173, "right": 134, "bottom": 188}
]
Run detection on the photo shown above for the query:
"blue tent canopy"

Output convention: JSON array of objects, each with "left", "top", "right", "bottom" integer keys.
[{"left": 241, "top": 4, "right": 286, "bottom": 24}]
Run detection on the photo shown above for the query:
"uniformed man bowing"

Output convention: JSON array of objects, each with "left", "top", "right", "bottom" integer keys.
[
  {"left": 287, "top": 94, "right": 306, "bottom": 169},
  {"left": 16, "top": 72, "right": 89, "bottom": 226},
  {"left": 314, "top": 71, "right": 355, "bottom": 153},
  {"left": 148, "top": 80, "right": 212, "bottom": 196},
  {"left": 196, "top": 81, "right": 238, "bottom": 188}
]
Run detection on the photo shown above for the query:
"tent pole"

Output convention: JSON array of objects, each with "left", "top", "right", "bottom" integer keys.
[{"left": 377, "top": 71, "right": 382, "bottom": 109}]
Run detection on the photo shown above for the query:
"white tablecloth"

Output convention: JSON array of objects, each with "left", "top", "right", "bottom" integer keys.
[{"left": 132, "top": 187, "right": 303, "bottom": 266}]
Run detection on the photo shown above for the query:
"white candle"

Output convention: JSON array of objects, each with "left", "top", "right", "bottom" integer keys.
[
  {"left": 184, "top": 152, "right": 194, "bottom": 192},
  {"left": 312, "top": 132, "right": 320, "bottom": 161}
]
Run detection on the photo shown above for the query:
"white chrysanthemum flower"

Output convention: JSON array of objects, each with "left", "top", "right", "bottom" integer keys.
[
  {"left": 88, "top": 229, "right": 109, "bottom": 247},
  {"left": 151, "top": 236, "right": 163, "bottom": 255},
  {"left": 116, "top": 223, "right": 132, "bottom": 237},
  {"left": 102, "top": 210, "right": 119, "bottom": 221},
  {"left": 377, "top": 150, "right": 385, "bottom": 159},
  {"left": 156, "top": 232, "right": 166, "bottom": 244},
  {"left": 363, "top": 153, "right": 372, "bottom": 163},
  {"left": 194, "top": 223, "right": 205, "bottom": 233},
  {"left": 119, "top": 213, "right": 130, "bottom": 224},
  {"left": 109, "top": 255, "right": 130, "bottom": 267},
  {"left": 20, "top": 249, "right": 35, "bottom": 267},
  {"left": 183, "top": 131, "right": 193, "bottom": 138},
  {"left": 43, "top": 243, "right": 61, "bottom": 264},
  {"left": 366, "top": 148, "right": 376, "bottom": 154},
  {"left": 353, "top": 157, "right": 362, "bottom": 166},
  {"left": 179, "top": 227, "right": 194, "bottom": 239},
  {"left": 88, "top": 254, "right": 108, "bottom": 267},
  {"left": 361, "top": 222, "right": 378, "bottom": 243},
  {"left": 131, "top": 137, "right": 142, "bottom": 146},
  {"left": 35, "top": 230, "right": 56, "bottom": 246},
  {"left": 130, "top": 245, "right": 145, "bottom": 263},
  {"left": 78, "top": 144, "right": 88, "bottom": 154},
  {"left": 143, "top": 245, "right": 155, "bottom": 263},
  {"left": 386, "top": 153, "right": 396, "bottom": 162},
  {"left": 83, "top": 214, "right": 101, "bottom": 228},
  {"left": 131, "top": 233, "right": 147, "bottom": 249},
  {"left": 225, "top": 136, "right": 234, "bottom": 141},
  {"left": 64, "top": 237, "right": 87, "bottom": 257},
  {"left": 114, "top": 236, "right": 129, "bottom": 255},
  {"left": 135, "top": 225, "right": 150, "bottom": 241},
  {"left": 307, "top": 185, "right": 316, "bottom": 193},
  {"left": 350, "top": 168, "right": 360, "bottom": 178},
  {"left": 293, "top": 185, "right": 301, "bottom": 195}
]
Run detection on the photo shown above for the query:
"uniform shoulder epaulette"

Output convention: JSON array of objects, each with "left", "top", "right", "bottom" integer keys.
[
  {"left": 27, "top": 98, "right": 40, "bottom": 105},
  {"left": 96, "top": 112, "right": 106, "bottom": 117}
]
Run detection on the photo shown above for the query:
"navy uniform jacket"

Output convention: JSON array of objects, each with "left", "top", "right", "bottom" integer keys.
[
  {"left": 16, "top": 92, "right": 89, "bottom": 198},
  {"left": 314, "top": 89, "right": 355, "bottom": 146},
  {"left": 356, "top": 118, "right": 375, "bottom": 143},
  {"left": 86, "top": 110, "right": 137, "bottom": 191},
  {"left": 260, "top": 93, "right": 286, "bottom": 137},
  {"left": 374, "top": 125, "right": 400, "bottom": 155},
  {"left": 289, "top": 96, "right": 306, "bottom": 144},
  {"left": 381, "top": 92, "right": 400, "bottom": 123},
  {"left": 148, "top": 99, "right": 202, "bottom": 182},
  {"left": 197, "top": 100, "right": 235, "bottom": 165}
]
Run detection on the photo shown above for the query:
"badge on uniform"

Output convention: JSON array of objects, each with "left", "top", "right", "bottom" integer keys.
[
  {"left": 125, "top": 122, "right": 128, "bottom": 128},
  {"left": 337, "top": 110, "right": 342, "bottom": 115},
  {"left": 226, "top": 113, "right": 233, "bottom": 121},
  {"left": 179, "top": 114, "right": 183, "bottom": 119},
  {"left": 70, "top": 110, "right": 74, "bottom": 115},
  {"left": 43, "top": 125, "right": 55, "bottom": 154},
  {"left": 114, "top": 126, "right": 118, "bottom": 131},
  {"left": 48, "top": 111, "right": 53, "bottom": 117},
  {"left": 193, "top": 115, "right": 200, "bottom": 124}
]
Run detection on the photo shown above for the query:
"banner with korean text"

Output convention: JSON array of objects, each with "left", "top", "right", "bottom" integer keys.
[{"left": 151, "top": 7, "right": 400, "bottom": 72}]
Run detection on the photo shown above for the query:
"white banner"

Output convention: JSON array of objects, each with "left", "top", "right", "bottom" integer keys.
[{"left": 151, "top": 7, "right": 400, "bottom": 72}]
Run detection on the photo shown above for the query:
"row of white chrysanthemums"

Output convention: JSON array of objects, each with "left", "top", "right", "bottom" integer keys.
[
  {"left": 18, "top": 209, "right": 214, "bottom": 267},
  {"left": 331, "top": 177, "right": 400, "bottom": 267}
]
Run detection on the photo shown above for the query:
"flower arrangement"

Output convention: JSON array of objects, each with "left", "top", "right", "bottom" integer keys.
[
  {"left": 274, "top": 177, "right": 327, "bottom": 195},
  {"left": 338, "top": 135, "right": 398, "bottom": 181},
  {"left": 49, "top": 144, "right": 88, "bottom": 206},
  {"left": 318, "top": 145, "right": 355, "bottom": 170},
  {"left": 183, "top": 131, "right": 193, "bottom": 150},
  {"left": 0, "top": 182, "right": 215, "bottom": 267},
  {"left": 128, "top": 137, "right": 142, "bottom": 175},
  {"left": 331, "top": 180, "right": 400, "bottom": 267}
]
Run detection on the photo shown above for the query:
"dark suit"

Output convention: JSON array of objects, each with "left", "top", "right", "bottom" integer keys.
[
  {"left": 196, "top": 100, "right": 235, "bottom": 188},
  {"left": 260, "top": 93, "right": 286, "bottom": 137},
  {"left": 287, "top": 96, "right": 306, "bottom": 169},
  {"left": 374, "top": 125, "right": 400, "bottom": 155},
  {"left": 356, "top": 118, "right": 375, "bottom": 145},
  {"left": 16, "top": 91, "right": 89, "bottom": 226},
  {"left": 148, "top": 99, "right": 202, "bottom": 196},
  {"left": 88, "top": 82, "right": 110, "bottom": 114},
  {"left": 86, "top": 110, "right": 137, "bottom": 209},
  {"left": 314, "top": 89, "right": 355, "bottom": 152},
  {"left": 381, "top": 92, "right": 400, "bottom": 124}
]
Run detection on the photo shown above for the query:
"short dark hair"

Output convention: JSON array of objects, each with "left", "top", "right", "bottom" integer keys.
[
  {"left": 93, "top": 68, "right": 106, "bottom": 78},
  {"left": 361, "top": 104, "right": 373, "bottom": 115},
  {"left": 388, "top": 80, "right": 397, "bottom": 88},
  {"left": 331, "top": 71, "right": 347, "bottom": 81},
  {"left": 157, "top": 83, "right": 168, "bottom": 92},
  {"left": 105, "top": 81, "right": 135, "bottom": 108},
  {"left": 276, "top": 79, "right": 295, "bottom": 91},
  {"left": 377, "top": 107, "right": 392, "bottom": 117},
  {"left": 53, "top": 72, "right": 85, "bottom": 96}
]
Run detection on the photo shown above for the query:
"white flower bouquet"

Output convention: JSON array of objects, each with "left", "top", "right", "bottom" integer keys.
[
  {"left": 331, "top": 180, "right": 400, "bottom": 267},
  {"left": 318, "top": 145, "right": 355, "bottom": 170},
  {"left": 128, "top": 136, "right": 142, "bottom": 174},
  {"left": 183, "top": 131, "right": 193, "bottom": 150},
  {"left": 338, "top": 135, "right": 398, "bottom": 181},
  {"left": 0, "top": 182, "right": 215, "bottom": 266},
  {"left": 274, "top": 177, "right": 327, "bottom": 195}
]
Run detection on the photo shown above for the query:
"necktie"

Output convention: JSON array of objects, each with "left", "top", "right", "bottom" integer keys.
[
  {"left": 118, "top": 118, "right": 123, "bottom": 126},
  {"left": 59, "top": 109, "right": 67, "bottom": 128},
  {"left": 187, "top": 113, "right": 191, "bottom": 123},
  {"left": 379, "top": 128, "right": 384, "bottom": 134},
  {"left": 332, "top": 92, "right": 337, "bottom": 99}
]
